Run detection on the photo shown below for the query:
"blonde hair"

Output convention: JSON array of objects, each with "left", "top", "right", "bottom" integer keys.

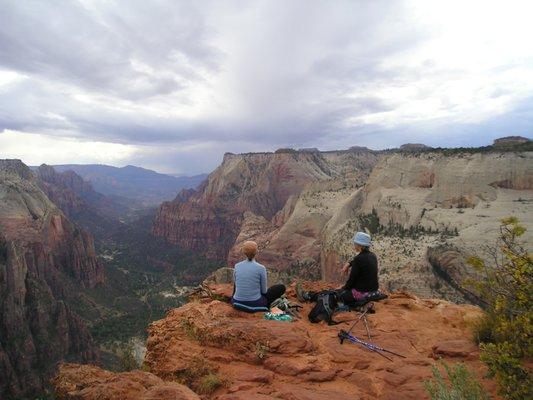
[{"left": 242, "top": 241, "right": 258, "bottom": 261}]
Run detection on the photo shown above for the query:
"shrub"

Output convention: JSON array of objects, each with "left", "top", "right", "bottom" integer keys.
[
  {"left": 197, "top": 373, "right": 224, "bottom": 394},
  {"left": 174, "top": 354, "right": 227, "bottom": 393},
  {"left": 117, "top": 343, "right": 139, "bottom": 371},
  {"left": 254, "top": 341, "right": 269, "bottom": 360},
  {"left": 466, "top": 217, "right": 532, "bottom": 399},
  {"left": 424, "top": 361, "right": 490, "bottom": 400}
]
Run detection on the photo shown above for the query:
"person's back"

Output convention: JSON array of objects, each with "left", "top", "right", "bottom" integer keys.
[
  {"left": 231, "top": 240, "right": 286, "bottom": 312},
  {"left": 344, "top": 248, "right": 378, "bottom": 293},
  {"left": 233, "top": 259, "right": 267, "bottom": 302}
]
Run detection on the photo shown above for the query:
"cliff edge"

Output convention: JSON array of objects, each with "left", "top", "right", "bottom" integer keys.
[{"left": 53, "top": 282, "right": 500, "bottom": 399}]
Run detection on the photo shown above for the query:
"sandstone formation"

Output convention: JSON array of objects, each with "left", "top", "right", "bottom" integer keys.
[
  {"left": 37, "top": 164, "right": 120, "bottom": 218},
  {"left": 53, "top": 282, "right": 500, "bottom": 399},
  {"left": 493, "top": 135, "right": 530, "bottom": 147},
  {"left": 36, "top": 164, "right": 124, "bottom": 238},
  {"left": 399, "top": 143, "right": 431, "bottom": 151},
  {"left": 53, "top": 363, "right": 199, "bottom": 400},
  {"left": 0, "top": 160, "right": 104, "bottom": 399},
  {"left": 153, "top": 146, "right": 532, "bottom": 302},
  {"left": 152, "top": 150, "right": 378, "bottom": 261}
]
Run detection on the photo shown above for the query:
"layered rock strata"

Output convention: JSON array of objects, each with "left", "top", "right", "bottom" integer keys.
[
  {"left": 152, "top": 150, "right": 378, "bottom": 261},
  {"left": 153, "top": 145, "right": 532, "bottom": 301},
  {"left": 0, "top": 160, "right": 103, "bottom": 399}
]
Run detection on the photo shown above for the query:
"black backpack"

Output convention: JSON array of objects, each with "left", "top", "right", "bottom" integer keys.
[{"left": 308, "top": 290, "right": 340, "bottom": 325}]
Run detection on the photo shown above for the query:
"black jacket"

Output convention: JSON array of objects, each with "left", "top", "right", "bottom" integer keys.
[{"left": 343, "top": 249, "right": 379, "bottom": 292}]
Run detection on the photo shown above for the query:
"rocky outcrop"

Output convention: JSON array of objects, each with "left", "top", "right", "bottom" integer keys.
[
  {"left": 493, "top": 135, "right": 530, "bottom": 147},
  {"left": 0, "top": 160, "right": 103, "bottom": 399},
  {"left": 37, "top": 165, "right": 115, "bottom": 215},
  {"left": 53, "top": 283, "right": 500, "bottom": 399},
  {"left": 152, "top": 150, "right": 378, "bottom": 262},
  {"left": 399, "top": 143, "right": 431, "bottom": 151},
  {"left": 52, "top": 363, "right": 199, "bottom": 400}
]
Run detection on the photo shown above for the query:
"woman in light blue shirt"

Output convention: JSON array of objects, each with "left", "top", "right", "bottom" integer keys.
[{"left": 231, "top": 241, "right": 286, "bottom": 312}]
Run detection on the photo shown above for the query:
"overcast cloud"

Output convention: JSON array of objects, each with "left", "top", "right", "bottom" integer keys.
[{"left": 0, "top": 0, "right": 532, "bottom": 174}]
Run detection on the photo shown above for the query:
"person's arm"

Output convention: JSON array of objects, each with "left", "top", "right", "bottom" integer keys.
[
  {"left": 232, "top": 268, "right": 236, "bottom": 296},
  {"left": 341, "top": 261, "right": 350, "bottom": 275},
  {"left": 343, "top": 258, "right": 360, "bottom": 290},
  {"left": 260, "top": 267, "right": 268, "bottom": 295}
]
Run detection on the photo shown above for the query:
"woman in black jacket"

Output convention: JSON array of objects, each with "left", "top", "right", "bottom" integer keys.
[{"left": 297, "top": 231, "right": 379, "bottom": 305}]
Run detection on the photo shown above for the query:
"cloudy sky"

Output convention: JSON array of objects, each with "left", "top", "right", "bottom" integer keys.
[{"left": 0, "top": 0, "right": 532, "bottom": 174}]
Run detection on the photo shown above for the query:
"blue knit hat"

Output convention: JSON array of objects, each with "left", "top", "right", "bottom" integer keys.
[{"left": 353, "top": 231, "right": 371, "bottom": 246}]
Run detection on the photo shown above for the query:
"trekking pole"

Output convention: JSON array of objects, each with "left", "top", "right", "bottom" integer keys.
[
  {"left": 339, "top": 330, "right": 406, "bottom": 360},
  {"left": 345, "top": 305, "right": 370, "bottom": 335},
  {"left": 338, "top": 330, "right": 392, "bottom": 361}
]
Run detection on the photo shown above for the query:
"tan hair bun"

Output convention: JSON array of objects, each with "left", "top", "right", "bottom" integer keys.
[{"left": 242, "top": 240, "right": 258, "bottom": 259}]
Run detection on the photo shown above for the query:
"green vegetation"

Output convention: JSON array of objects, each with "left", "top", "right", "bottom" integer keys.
[
  {"left": 76, "top": 210, "right": 219, "bottom": 369},
  {"left": 358, "top": 208, "right": 458, "bottom": 239},
  {"left": 424, "top": 361, "right": 490, "bottom": 400},
  {"left": 254, "top": 341, "right": 270, "bottom": 360},
  {"left": 280, "top": 259, "right": 322, "bottom": 281},
  {"left": 394, "top": 140, "right": 533, "bottom": 157},
  {"left": 114, "top": 342, "right": 139, "bottom": 371},
  {"left": 197, "top": 373, "right": 225, "bottom": 394},
  {"left": 466, "top": 217, "right": 532, "bottom": 400},
  {"left": 174, "top": 354, "right": 226, "bottom": 394}
]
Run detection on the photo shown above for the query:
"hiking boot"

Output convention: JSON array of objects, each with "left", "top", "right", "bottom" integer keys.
[{"left": 296, "top": 282, "right": 311, "bottom": 302}]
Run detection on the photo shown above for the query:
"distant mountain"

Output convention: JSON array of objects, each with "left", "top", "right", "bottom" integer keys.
[
  {"left": 51, "top": 164, "right": 208, "bottom": 206},
  {"left": 36, "top": 164, "right": 124, "bottom": 237}
]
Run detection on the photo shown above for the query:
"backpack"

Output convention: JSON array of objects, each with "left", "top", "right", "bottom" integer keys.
[
  {"left": 308, "top": 290, "right": 340, "bottom": 325},
  {"left": 270, "top": 296, "right": 303, "bottom": 318}
]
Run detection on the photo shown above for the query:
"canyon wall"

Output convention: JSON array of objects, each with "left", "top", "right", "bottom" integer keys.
[
  {"left": 0, "top": 160, "right": 104, "bottom": 399},
  {"left": 322, "top": 150, "right": 533, "bottom": 300},
  {"left": 152, "top": 150, "right": 378, "bottom": 261},
  {"left": 153, "top": 144, "right": 532, "bottom": 301}
]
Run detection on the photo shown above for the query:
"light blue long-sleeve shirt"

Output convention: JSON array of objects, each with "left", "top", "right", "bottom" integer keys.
[{"left": 233, "top": 259, "right": 268, "bottom": 302}]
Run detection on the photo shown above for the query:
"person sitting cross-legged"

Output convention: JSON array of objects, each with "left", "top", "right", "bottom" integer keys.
[
  {"left": 297, "top": 231, "right": 380, "bottom": 306},
  {"left": 231, "top": 240, "right": 286, "bottom": 312}
]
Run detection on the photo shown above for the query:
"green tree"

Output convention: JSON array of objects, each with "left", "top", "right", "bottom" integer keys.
[{"left": 466, "top": 217, "right": 532, "bottom": 400}]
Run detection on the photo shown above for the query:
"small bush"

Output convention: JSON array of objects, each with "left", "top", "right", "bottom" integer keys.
[
  {"left": 255, "top": 341, "right": 269, "bottom": 360},
  {"left": 141, "top": 363, "right": 151, "bottom": 372},
  {"left": 424, "top": 361, "right": 490, "bottom": 400},
  {"left": 471, "top": 313, "right": 496, "bottom": 345},
  {"left": 480, "top": 342, "right": 532, "bottom": 400},
  {"left": 197, "top": 373, "right": 224, "bottom": 394},
  {"left": 174, "top": 354, "right": 227, "bottom": 393},
  {"left": 465, "top": 217, "right": 532, "bottom": 399},
  {"left": 116, "top": 343, "right": 139, "bottom": 371}
]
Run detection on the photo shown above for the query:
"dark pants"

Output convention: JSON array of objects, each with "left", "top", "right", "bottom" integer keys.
[
  {"left": 308, "top": 289, "right": 357, "bottom": 306},
  {"left": 264, "top": 284, "right": 286, "bottom": 306},
  {"left": 232, "top": 284, "right": 286, "bottom": 308}
]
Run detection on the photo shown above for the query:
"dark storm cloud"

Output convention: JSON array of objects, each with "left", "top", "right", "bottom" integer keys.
[{"left": 0, "top": 0, "right": 532, "bottom": 174}]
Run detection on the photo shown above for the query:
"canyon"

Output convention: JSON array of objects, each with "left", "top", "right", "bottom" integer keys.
[
  {"left": 0, "top": 160, "right": 211, "bottom": 399},
  {"left": 153, "top": 139, "right": 533, "bottom": 302},
  {"left": 1, "top": 137, "right": 531, "bottom": 399}
]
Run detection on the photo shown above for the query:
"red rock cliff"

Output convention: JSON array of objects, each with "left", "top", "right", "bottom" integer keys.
[
  {"left": 0, "top": 159, "right": 103, "bottom": 399},
  {"left": 52, "top": 281, "right": 500, "bottom": 399},
  {"left": 152, "top": 150, "right": 377, "bottom": 263}
]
